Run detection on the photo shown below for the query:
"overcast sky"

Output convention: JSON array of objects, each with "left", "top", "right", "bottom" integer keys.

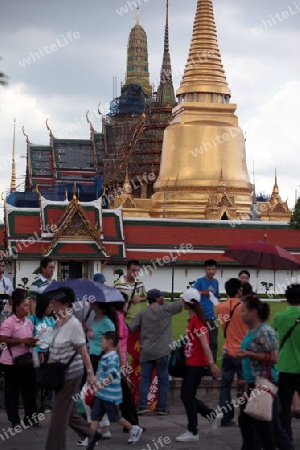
[{"left": 0, "top": 0, "right": 299, "bottom": 215}]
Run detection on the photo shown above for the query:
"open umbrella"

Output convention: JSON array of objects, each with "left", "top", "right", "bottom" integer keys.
[
  {"left": 224, "top": 240, "right": 300, "bottom": 271},
  {"left": 44, "top": 279, "right": 124, "bottom": 303}
]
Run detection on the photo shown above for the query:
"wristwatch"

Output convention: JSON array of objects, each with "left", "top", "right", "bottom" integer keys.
[{"left": 86, "top": 369, "right": 93, "bottom": 373}]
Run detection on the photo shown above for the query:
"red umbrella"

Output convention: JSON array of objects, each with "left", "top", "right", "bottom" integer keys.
[{"left": 224, "top": 240, "right": 300, "bottom": 271}]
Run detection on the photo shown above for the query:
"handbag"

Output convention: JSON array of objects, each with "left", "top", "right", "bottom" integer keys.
[
  {"left": 7, "top": 346, "right": 33, "bottom": 367},
  {"left": 244, "top": 353, "right": 278, "bottom": 421},
  {"left": 168, "top": 342, "right": 185, "bottom": 378},
  {"left": 13, "top": 352, "right": 33, "bottom": 366},
  {"left": 36, "top": 352, "right": 77, "bottom": 391}
]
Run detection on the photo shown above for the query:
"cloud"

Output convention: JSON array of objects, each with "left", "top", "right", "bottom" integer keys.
[{"left": 244, "top": 80, "right": 300, "bottom": 207}]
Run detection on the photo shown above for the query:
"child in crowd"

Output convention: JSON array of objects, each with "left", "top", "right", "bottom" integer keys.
[{"left": 87, "top": 331, "right": 143, "bottom": 449}]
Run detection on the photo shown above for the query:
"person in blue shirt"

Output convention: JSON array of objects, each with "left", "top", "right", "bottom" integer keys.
[
  {"left": 88, "top": 331, "right": 143, "bottom": 449},
  {"left": 194, "top": 259, "right": 219, "bottom": 363}
]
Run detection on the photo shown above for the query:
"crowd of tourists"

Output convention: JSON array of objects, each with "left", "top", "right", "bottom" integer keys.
[{"left": 0, "top": 256, "right": 299, "bottom": 450}]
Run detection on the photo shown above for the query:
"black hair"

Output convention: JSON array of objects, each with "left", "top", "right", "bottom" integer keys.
[
  {"left": 113, "top": 292, "right": 128, "bottom": 312},
  {"left": 243, "top": 294, "right": 270, "bottom": 322},
  {"left": 238, "top": 269, "right": 250, "bottom": 279},
  {"left": 48, "top": 287, "right": 75, "bottom": 306},
  {"left": 225, "top": 278, "right": 242, "bottom": 298},
  {"left": 286, "top": 284, "right": 300, "bottom": 305},
  {"left": 204, "top": 259, "right": 217, "bottom": 267},
  {"left": 94, "top": 302, "right": 118, "bottom": 332},
  {"left": 35, "top": 292, "right": 52, "bottom": 319},
  {"left": 184, "top": 299, "right": 207, "bottom": 324},
  {"left": 103, "top": 330, "right": 119, "bottom": 347},
  {"left": 41, "top": 257, "right": 54, "bottom": 270},
  {"left": 12, "top": 288, "right": 28, "bottom": 315},
  {"left": 241, "top": 282, "right": 253, "bottom": 297},
  {"left": 127, "top": 259, "right": 140, "bottom": 269}
]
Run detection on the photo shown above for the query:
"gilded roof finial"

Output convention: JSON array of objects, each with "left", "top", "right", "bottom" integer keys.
[
  {"left": 86, "top": 110, "right": 94, "bottom": 132},
  {"left": 46, "top": 118, "right": 53, "bottom": 138},
  {"left": 136, "top": 6, "right": 140, "bottom": 25},
  {"left": 10, "top": 118, "right": 17, "bottom": 192},
  {"left": 73, "top": 182, "right": 77, "bottom": 200},
  {"left": 97, "top": 103, "right": 103, "bottom": 118},
  {"left": 22, "top": 125, "right": 29, "bottom": 143},
  {"left": 123, "top": 165, "right": 132, "bottom": 193}
]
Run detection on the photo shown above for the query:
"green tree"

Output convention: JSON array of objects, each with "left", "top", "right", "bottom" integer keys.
[
  {"left": 0, "top": 57, "right": 7, "bottom": 86},
  {"left": 290, "top": 197, "right": 300, "bottom": 230}
]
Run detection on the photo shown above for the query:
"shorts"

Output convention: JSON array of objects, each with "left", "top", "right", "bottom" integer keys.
[{"left": 91, "top": 397, "right": 121, "bottom": 423}]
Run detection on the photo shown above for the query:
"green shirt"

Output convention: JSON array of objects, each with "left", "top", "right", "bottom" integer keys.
[
  {"left": 114, "top": 276, "right": 146, "bottom": 324},
  {"left": 274, "top": 306, "right": 300, "bottom": 373},
  {"left": 29, "top": 276, "right": 56, "bottom": 301}
]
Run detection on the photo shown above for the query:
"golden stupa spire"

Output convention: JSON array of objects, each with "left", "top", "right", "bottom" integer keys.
[
  {"left": 271, "top": 168, "right": 280, "bottom": 198},
  {"left": 177, "top": 0, "right": 231, "bottom": 98},
  {"left": 10, "top": 118, "right": 17, "bottom": 192}
]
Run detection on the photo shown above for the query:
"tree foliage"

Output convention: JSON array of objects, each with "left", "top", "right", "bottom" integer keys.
[
  {"left": 290, "top": 197, "right": 300, "bottom": 230},
  {"left": 0, "top": 57, "right": 8, "bottom": 86}
]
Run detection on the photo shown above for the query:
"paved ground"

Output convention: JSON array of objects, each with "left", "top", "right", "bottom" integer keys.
[{"left": 0, "top": 406, "right": 299, "bottom": 450}]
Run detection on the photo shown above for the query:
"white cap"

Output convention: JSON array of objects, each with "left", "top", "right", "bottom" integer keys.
[{"left": 181, "top": 288, "right": 200, "bottom": 303}]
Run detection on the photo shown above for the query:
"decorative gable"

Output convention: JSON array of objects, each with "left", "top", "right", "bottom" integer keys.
[{"left": 44, "top": 196, "right": 106, "bottom": 257}]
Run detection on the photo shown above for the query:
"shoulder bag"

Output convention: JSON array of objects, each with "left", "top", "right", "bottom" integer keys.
[
  {"left": 36, "top": 326, "right": 77, "bottom": 391},
  {"left": 224, "top": 300, "right": 240, "bottom": 339}
]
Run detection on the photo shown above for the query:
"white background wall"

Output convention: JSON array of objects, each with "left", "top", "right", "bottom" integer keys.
[
  {"left": 102, "top": 264, "right": 300, "bottom": 296},
  {"left": 5, "top": 260, "right": 299, "bottom": 296}
]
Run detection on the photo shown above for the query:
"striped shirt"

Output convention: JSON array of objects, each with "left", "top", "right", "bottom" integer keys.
[
  {"left": 49, "top": 315, "right": 85, "bottom": 380},
  {"left": 29, "top": 276, "right": 56, "bottom": 301},
  {"left": 96, "top": 351, "right": 122, "bottom": 405},
  {"left": 114, "top": 276, "right": 146, "bottom": 324}
]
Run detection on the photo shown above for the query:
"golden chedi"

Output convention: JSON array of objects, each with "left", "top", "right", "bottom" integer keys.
[{"left": 150, "top": 0, "right": 253, "bottom": 219}]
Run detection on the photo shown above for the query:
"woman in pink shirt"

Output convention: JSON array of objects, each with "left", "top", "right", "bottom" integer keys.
[{"left": 0, "top": 289, "right": 39, "bottom": 428}]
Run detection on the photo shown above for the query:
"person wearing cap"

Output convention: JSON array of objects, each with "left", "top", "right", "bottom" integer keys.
[
  {"left": 176, "top": 288, "right": 222, "bottom": 443},
  {"left": 93, "top": 273, "right": 106, "bottom": 284},
  {"left": 128, "top": 289, "right": 182, "bottom": 415}
]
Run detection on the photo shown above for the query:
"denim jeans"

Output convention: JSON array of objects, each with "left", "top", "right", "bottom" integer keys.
[
  {"left": 138, "top": 355, "right": 169, "bottom": 411},
  {"left": 219, "top": 353, "right": 244, "bottom": 425},
  {"left": 278, "top": 372, "right": 300, "bottom": 441},
  {"left": 180, "top": 365, "right": 214, "bottom": 434}
]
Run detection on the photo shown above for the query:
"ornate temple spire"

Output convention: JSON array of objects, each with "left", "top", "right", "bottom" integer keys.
[
  {"left": 273, "top": 168, "right": 279, "bottom": 195},
  {"left": 156, "top": 0, "right": 176, "bottom": 106},
  {"left": 177, "top": 0, "right": 231, "bottom": 98},
  {"left": 10, "top": 118, "right": 17, "bottom": 192},
  {"left": 125, "top": 10, "right": 152, "bottom": 96},
  {"left": 270, "top": 168, "right": 280, "bottom": 201}
]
